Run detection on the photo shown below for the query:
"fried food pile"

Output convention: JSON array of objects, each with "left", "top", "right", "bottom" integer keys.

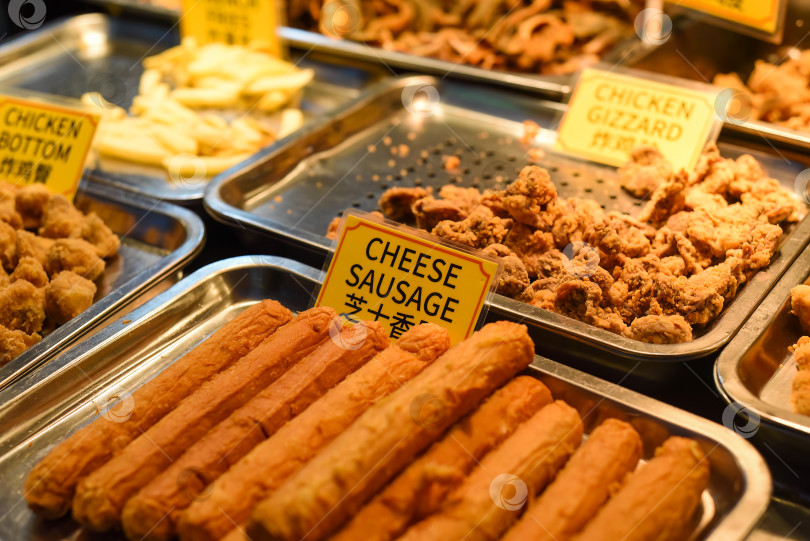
[
  {"left": 714, "top": 52, "right": 810, "bottom": 132},
  {"left": 25, "top": 301, "right": 710, "bottom": 541},
  {"left": 789, "top": 285, "right": 810, "bottom": 416},
  {"left": 292, "top": 0, "right": 641, "bottom": 74},
  {"left": 372, "top": 144, "right": 804, "bottom": 343},
  {"left": 0, "top": 183, "right": 119, "bottom": 365},
  {"left": 83, "top": 38, "right": 310, "bottom": 178}
]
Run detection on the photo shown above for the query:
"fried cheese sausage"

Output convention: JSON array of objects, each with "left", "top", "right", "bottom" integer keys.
[
  {"left": 179, "top": 323, "right": 450, "bottom": 541},
  {"left": 72, "top": 306, "right": 335, "bottom": 531},
  {"left": 246, "top": 321, "right": 535, "bottom": 541},
  {"left": 24, "top": 300, "right": 292, "bottom": 518}
]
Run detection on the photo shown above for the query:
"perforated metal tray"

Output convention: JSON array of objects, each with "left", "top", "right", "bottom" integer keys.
[
  {"left": 0, "top": 180, "right": 204, "bottom": 393},
  {"left": 0, "top": 255, "right": 770, "bottom": 540},
  {"left": 205, "top": 75, "right": 810, "bottom": 383}
]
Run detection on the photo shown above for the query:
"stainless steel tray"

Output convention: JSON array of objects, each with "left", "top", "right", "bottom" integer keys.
[
  {"left": 0, "top": 180, "right": 204, "bottom": 393},
  {"left": 204, "top": 75, "right": 810, "bottom": 383},
  {"left": 630, "top": 1, "right": 810, "bottom": 153},
  {"left": 0, "top": 14, "right": 387, "bottom": 204},
  {"left": 0, "top": 255, "right": 770, "bottom": 540},
  {"left": 716, "top": 241, "right": 810, "bottom": 456}
]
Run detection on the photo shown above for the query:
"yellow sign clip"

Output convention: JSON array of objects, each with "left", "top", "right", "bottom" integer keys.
[
  {"left": 0, "top": 95, "right": 100, "bottom": 200},
  {"left": 316, "top": 212, "right": 501, "bottom": 344}
]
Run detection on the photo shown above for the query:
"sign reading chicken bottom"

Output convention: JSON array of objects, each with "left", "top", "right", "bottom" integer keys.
[
  {"left": 554, "top": 67, "right": 721, "bottom": 172},
  {"left": 317, "top": 212, "right": 502, "bottom": 344}
]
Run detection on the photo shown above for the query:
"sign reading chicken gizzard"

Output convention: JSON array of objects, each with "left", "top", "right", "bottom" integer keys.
[
  {"left": 0, "top": 95, "right": 100, "bottom": 200},
  {"left": 316, "top": 212, "right": 501, "bottom": 344},
  {"left": 554, "top": 67, "right": 721, "bottom": 172},
  {"left": 181, "top": 0, "right": 282, "bottom": 56}
]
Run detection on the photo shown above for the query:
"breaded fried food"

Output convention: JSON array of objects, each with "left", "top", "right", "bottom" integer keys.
[
  {"left": 25, "top": 300, "right": 293, "bottom": 519},
  {"left": 76, "top": 212, "right": 121, "bottom": 258},
  {"left": 10, "top": 256, "right": 49, "bottom": 288},
  {"left": 0, "top": 323, "right": 40, "bottom": 366},
  {"left": 333, "top": 376, "right": 552, "bottom": 541},
  {"left": 45, "top": 271, "right": 97, "bottom": 324},
  {"left": 791, "top": 285, "right": 810, "bottom": 334},
  {"left": 15, "top": 184, "right": 51, "bottom": 229},
  {"left": 246, "top": 321, "right": 535, "bottom": 541},
  {"left": 0, "top": 198, "right": 22, "bottom": 228},
  {"left": 573, "top": 437, "right": 710, "bottom": 541},
  {"left": 16, "top": 230, "right": 52, "bottom": 267},
  {"left": 0, "top": 220, "right": 16, "bottom": 271},
  {"left": 38, "top": 194, "right": 85, "bottom": 238},
  {"left": 398, "top": 400, "right": 583, "bottom": 541},
  {"left": 378, "top": 187, "right": 429, "bottom": 221},
  {"left": 792, "top": 371, "right": 810, "bottom": 415},
  {"left": 0, "top": 279, "right": 45, "bottom": 334},
  {"left": 121, "top": 321, "right": 389, "bottom": 541},
  {"left": 72, "top": 307, "right": 335, "bottom": 531},
  {"left": 45, "top": 238, "right": 105, "bottom": 281},
  {"left": 502, "top": 418, "right": 643, "bottom": 541},
  {"left": 178, "top": 324, "right": 450, "bottom": 541}
]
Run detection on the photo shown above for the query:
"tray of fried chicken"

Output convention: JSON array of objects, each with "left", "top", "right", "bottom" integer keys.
[
  {"left": 205, "top": 76, "right": 810, "bottom": 376},
  {"left": 0, "top": 255, "right": 769, "bottom": 541},
  {"left": 0, "top": 180, "right": 203, "bottom": 392},
  {"left": 717, "top": 241, "right": 810, "bottom": 452}
]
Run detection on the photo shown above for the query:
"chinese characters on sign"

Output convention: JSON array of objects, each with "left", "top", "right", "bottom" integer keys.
[
  {"left": 554, "top": 67, "right": 720, "bottom": 171},
  {"left": 316, "top": 213, "right": 501, "bottom": 344},
  {"left": 0, "top": 96, "right": 100, "bottom": 200},
  {"left": 181, "top": 0, "right": 282, "bottom": 56}
]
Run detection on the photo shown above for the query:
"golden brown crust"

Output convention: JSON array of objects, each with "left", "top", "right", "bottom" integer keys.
[
  {"left": 502, "top": 418, "right": 642, "bottom": 541},
  {"left": 398, "top": 400, "right": 583, "bottom": 541},
  {"left": 572, "top": 436, "right": 710, "bottom": 541},
  {"left": 332, "top": 376, "right": 552, "bottom": 541},
  {"left": 246, "top": 321, "right": 534, "bottom": 541},
  {"left": 178, "top": 324, "right": 449, "bottom": 541},
  {"left": 121, "top": 321, "right": 389, "bottom": 541},
  {"left": 72, "top": 307, "right": 335, "bottom": 531},
  {"left": 24, "top": 300, "right": 293, "bottom": 519}
]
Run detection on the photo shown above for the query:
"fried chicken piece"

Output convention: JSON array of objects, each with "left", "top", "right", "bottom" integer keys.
[
  {"left": 437, "top": 185, "right": 481, "bottom": 213},
  {"left": 608, "top": 257, "right": 654, "bottom": 322},
  {"left": 378, "top": 187, "right": 430, "bottom": 221},
  {"left": 0, "top": 266, "right": 8, "bottom": 288},
  {"left": 411, "top": 197, "right": 466, "bottom": 231},
  {"left": 480, "top": 244, "right": 530, "bottom": 297},
  {"left": 502, "top": 165, "right": 558, "bottom": 229},
  {"left": 16, "top": 230, "right": 53, "bottom": 267},
  {"left": 0, "top": 200, "right": 23, "bottom": 229},
  {"left": 504, "top": 223, "right": 556, "bottom": 278},
  {"left": 554, "top": 279, "right": 627, "bottom": 334},
  {"left": 11, "top": 257, "right": 49, "bottom": 288},
  {"left": 75, "top": 213, "right": 120, "bottom": 258},
  {"left": 740, "top": 223, "right": 782, "bottom": 273},
  {"left": 618, "top": 146, "right": 672, "bottom": 198},
  {"left": 792, "top": 336, "right": 810, "bottom": 371},
  {"left": 45, "top": 239, "right": 105, "bottom": 281},
  {"left": 739, "top": 178, "right": 805, "bottom": 223},
  {"left": 659, "top": 255, "right": 686, "bottom": 276},
  {"left": 38, "top": 195, "right": 85, "bottom": 239},
  {"left": 45, "top": 271, "right": 98, "bottom": 325},
  {"left": 791, "top": 285, "right": 810, "bottom": 334},
  {"left": 15, "top": 184, "right": 52, "bottom": 229},
  {"left": 0, "top": 323, "right": 41, "bottom": 366},
  {"left": 0, "top": 280, "right": 45, "bottom": 334},
  {"left": 551, "top": 197, "right": 604, "bottom": 248},
  {"left": 637, "top": 170, "right": 687, "bottom": 225},
  {"left": 431, "top": 205, "right": 512, "bottom": 249},
  {"left": 629, "top": 314, "right": 692, "bottom": 344},
  {"left": 0, "top": 220, "right": 16, "bottom": 272},
  {"left": 479, "top": 189, "right": 510, "bottom": 217},
  {"left": 792, "top": 371, "right": 810, "bottom": 416}
]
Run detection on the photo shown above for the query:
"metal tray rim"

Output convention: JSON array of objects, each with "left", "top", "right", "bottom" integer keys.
[
  {"left": 715, "top": 245, "right": 810, "bottom": 438},
  {"left": 0, "top": 255, "right": 772, "bottom": 541},
  {"left": 204, "top": 74, "right": 810, "bottom": 364},
  {"left": 0, "top": 180, "right": 205, "bottom": 392}
]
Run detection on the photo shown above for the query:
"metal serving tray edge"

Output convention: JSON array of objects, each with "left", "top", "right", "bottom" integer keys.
[
  {"left": 0, "top": 180, "right": 205, "bottom": 393},
  {"left": 204, "top": 75, "right": 810, "bottom": 373},
  {"left": 0, "top": 255, "right": 771, "bottom": 541}
]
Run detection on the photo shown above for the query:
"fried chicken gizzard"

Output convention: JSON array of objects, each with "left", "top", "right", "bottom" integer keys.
[
  {"left": 369, "top": 145, "right": 804, "bottom": 344},
  {"left": 0, "top": 183, "right": 120, "bottom": 365}
]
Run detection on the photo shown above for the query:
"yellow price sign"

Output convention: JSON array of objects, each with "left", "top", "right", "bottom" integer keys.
[
  {"left": 181, "top": 0, "right": 282, "bottom": 55},
  {"left": 554, "top": 67, "right": 720, "bottom": 171},
  {"left": 316, "top": 213, "right": 501, "bottom": 344},
  {"left": 0, "top": 95, "right": 100, "bottom": 200},
  {"left": 674, "top": 0, "right": 784, "bottom": 36}
]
